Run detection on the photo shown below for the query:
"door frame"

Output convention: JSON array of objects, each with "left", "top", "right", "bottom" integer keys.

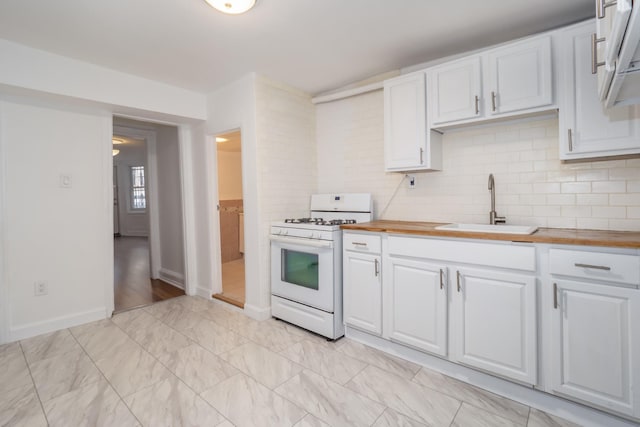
[{"left": 112, "top": 125, "right": 161, "bottom": 279}]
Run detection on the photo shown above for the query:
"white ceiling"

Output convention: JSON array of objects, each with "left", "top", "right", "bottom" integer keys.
[{"left": 0, "top": 0, "right": 594, "bottom": 95}]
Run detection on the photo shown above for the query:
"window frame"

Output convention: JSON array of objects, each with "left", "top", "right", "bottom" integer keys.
[{"left": 128, "top": 165, "right": 147, "bottom": 214}]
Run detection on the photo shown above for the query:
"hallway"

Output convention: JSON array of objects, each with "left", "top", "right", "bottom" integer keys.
[{"left": 114, "top": 236, "right": 184, "bottom": 312}]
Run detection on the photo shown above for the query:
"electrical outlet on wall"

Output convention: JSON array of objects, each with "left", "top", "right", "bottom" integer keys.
[
  {"left": 407, "top": 175, "right": 416, "bottom": 189},
  {"left": 34, "top": 281, "right": 48, "bottom": 296}
]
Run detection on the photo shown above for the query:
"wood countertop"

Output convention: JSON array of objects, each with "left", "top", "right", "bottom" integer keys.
[{"left": 341, "top": 220, "right": 640, "bottom": 249}]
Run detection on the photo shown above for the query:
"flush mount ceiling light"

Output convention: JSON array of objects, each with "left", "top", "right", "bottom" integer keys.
[
  {"left": 112, "top": 138, "right": 125, "bottom": 145},
  {"left": 112, "top": 149, "right": 120, "bottom": 156},
  {"left": 204, "top": 0, "right": 256, "bottom": 14},
  {"left": 216, "top": 137, "right": 228, "bottom": 142}
]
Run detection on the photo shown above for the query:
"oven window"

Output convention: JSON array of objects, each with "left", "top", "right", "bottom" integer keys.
[{"left": 281, "top": 249, "right": 319, "bottom": 290}]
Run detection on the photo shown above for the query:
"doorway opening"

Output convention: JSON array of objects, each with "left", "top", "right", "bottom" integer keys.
[
  {"left": 112, "top": 120, "right": 185, "bottom": 313},
  {"left": 212, "top": 130, "right": 245, "bottom": 308}
]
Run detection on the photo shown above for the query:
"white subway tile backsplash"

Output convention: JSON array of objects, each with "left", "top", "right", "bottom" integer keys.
[
  {"left": 316, "top": 93, "right": 640, "bottom": 231},
  {"left": 561, "top": 182, "right": 591, "bottom": 194},
  {"left": 592, "top": 181, "right": 626, "bottom": 193}
]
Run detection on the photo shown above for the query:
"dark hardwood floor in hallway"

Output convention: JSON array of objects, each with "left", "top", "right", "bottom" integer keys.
[{"left": 114, "top": 236, "right": 184, "bottom": 313}]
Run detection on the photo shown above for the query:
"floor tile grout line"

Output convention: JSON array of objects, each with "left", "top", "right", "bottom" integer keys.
[
  {"left": 448, "top": 400, "right": 464, "bottom": 427},
  {"left": 18, "top": 340, "right": 50, "bottom": 427},
  {"left": 68, "top": 324, "right": 146, "bottom": 427},
  {"left": 113, "top": 300, "right": 245, "bottom": 421}
]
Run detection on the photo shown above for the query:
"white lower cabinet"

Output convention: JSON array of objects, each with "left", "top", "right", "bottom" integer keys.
[
  {"left": 549, "top": 280, "right": 640, "bottom": 417},
  {"left": 343, "top": 234, "right": 382, "bottom": 335},
  {"left": 384, "top": 256, "right": 448, "bottom": 356},
  {"left": 452, "top": 267, "right": 537, "bottom": 385}
]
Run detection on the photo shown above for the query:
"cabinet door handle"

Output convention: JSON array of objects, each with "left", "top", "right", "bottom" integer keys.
[
  {"left": 568, "top": 129, "right": 573, "bottom": 152},
  {"left": 491, "top": 91, "right": 497, "bottom": 112},
  {"left": 352, "top": 242, "right": 368, "bottom": 247},
  {"left": 456, "top": 270, "right": 461, "bottom": 292},
  {"left": 597, "top": 0, "right": 618, "bottom": 19},
  {"left": 374, "top": 259, "right": 379, "bottom": 277},
  {"left": 420, "top": 147, "right": 424, "bottom": 164},
  {"left": 474, "top": 95, "right": 479, "bottom": 115},
  {"left": 553, "top": 282, "right": 558, "bottom": 309},
  {"left": 575, "top": 263, "right": 611, "bottom": 271},
  {"left": 439, "top": 268, "right": 444, "bottom": 290},
  {"left": 591, "top": 33, "right": 606, "bottom": 74}
]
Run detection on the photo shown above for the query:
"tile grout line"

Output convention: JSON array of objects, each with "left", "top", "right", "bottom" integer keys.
[
  {"left": 18, "top": 340, "right": 51, "bottom": 427},
  {"left": 448, "top": 400, "right": 464, "bottom": 427},
  {"left": 68, "top": 324, "right": 146, "bottom": 427},
  {"left": 115, "top": 300, "right": 243, "bottom": 424}
]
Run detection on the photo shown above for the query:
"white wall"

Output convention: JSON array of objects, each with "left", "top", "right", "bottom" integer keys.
[
  {"left": 113, "top": 142, "right": 149, "bottom": 236},
  {"left": 0, "top": 39, "right": 206, "bottom": 121},
  {"left": 217, "top": 150, "right": 243, "bottom": 200},
  {"left": 156, "top": 125, "right": 185, "bottom": 286},
  {"left": 317, "top": 90, "right": 640, "bottom": 231},
  {"left": 254, "top": 77, "right": 317, "bottom": 308},
  {"left": 0, "top": 99, "right": 111, "bottom": 341},
  {"left": 204, "top": 74, "right": 261, "bottom": 315}
]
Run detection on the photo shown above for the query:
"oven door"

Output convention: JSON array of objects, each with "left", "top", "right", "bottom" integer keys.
[{"left": 270, "top": 235, "right": 335, "bottom": 313}]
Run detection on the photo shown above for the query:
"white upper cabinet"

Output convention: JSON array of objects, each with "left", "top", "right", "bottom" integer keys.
[
  {"left": 429, "top": 56, "right": 482, "bottom": 125},
  {"left": 486, "top": 36, "right": 553, "bottom": 115},
  {"left": 384, "top": 73, "right": 442, "bottom": 172},
  {"left": 559, "top": 21, "right": 640, "bottom": 160},
  {"left": 428, "top": 35, "right": 554, "bottom": 129}
]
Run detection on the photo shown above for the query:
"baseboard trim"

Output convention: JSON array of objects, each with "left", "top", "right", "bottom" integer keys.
[
  {"left": 195, "top": 285, "right": 212, "bottom": 299},
  {"left": 159, "top": 268, "right": 185, "bottom": 289},
  {"left": 9, "top": 307, "right": 106, "bottom": 342},
  {"left": 243, "top": 303, "right": 271, "bottom": 321}
]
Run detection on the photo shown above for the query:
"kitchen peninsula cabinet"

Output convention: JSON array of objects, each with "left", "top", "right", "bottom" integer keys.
[
  {"left": 559, "top": 21, "right": 640, "bottom": 160},
  {"left": 383, "top": 73, "right": 442, "bottom": 172},
  {"left": 428, "top": 35, "right": 553, "bottom": 128}
]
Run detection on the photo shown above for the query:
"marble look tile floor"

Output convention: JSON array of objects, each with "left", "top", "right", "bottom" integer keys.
[{"left": 0, "top": 296, "right": 582, "bottom": 427}]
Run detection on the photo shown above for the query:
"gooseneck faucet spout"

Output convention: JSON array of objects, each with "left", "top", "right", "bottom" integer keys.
[{"left": 488, "top": 173, "right": 506, "bottom": 225}]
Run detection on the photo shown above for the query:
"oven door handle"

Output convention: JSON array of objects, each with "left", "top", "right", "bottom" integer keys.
[{"left": 270, "top": 235, "right": 333, "bottom": 249}]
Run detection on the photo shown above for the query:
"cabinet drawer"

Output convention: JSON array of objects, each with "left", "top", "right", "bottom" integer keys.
[
  {"left": 344, "top": 233, "right": 381, "bottom": 254},
  {"left": 549, "top": 248, "right": 640, "bottom": 286},
  {"left": 388, "top": 236, "right": 535, "bottom": 271}
]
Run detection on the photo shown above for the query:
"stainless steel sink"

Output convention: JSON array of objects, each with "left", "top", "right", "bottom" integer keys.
[{"left": 435, "top": 223, "right": 538, "bottom": 235}]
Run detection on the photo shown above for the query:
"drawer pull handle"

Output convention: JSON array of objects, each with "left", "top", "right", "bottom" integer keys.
[
  {"left": 439, "top": 268, "right": 444, "bottom": 290},
  {"left": 352, "top": 242, "right": 368, "bottom": 246},
  {"left": 574, "top": 263, "right": 611, "bottom": 271},
  {"left": 567, "top": 129, "right": 573, "bottom": 152},
  {"left": 456, "top": 270, "right": 461, "bottom": 292},
  {"left": 491, "top": 91, "right": 497, "bottom": 112},
  {"left": 553, "top": 282, "right": 558, "bottom": 309},
  {"left": 474, "top": 95, "right": 480, "bottom": 114},
  {"left": 374, "top": 259, "right": 379, "bottom": 277}
]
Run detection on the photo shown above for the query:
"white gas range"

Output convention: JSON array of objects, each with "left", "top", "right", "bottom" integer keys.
[{"left": 270, "top": 193, "right": 373, "bottom": 340}]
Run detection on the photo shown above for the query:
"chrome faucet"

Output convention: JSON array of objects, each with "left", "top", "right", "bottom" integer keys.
[{"left": 488, "top": 174, "right": 506, "bottom": 225}]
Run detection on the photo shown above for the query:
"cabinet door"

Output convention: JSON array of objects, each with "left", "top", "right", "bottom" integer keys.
[
  {"left": 386, "top": 257, "right": 447, "bottom": 356},
  {"left": 343, "top": 251, "right": 382, "bottom": 335},
  {"left": 559, "top": 21, "right": 640, "bottom": 160},
  {"left": 550, "top": 280, "right": 639, "bottom": 417},
  {"left": 429, "top": 56, "right": 482, "bottom": 125},
  {"left": 452, "top": 268, "right": 537, "bottom": 385},
  {"left": 384, "top": 73, "right": 426, "bottom": 171},
  {"left": 486, "top": 36, "right": 552, "bottom": 115}
]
